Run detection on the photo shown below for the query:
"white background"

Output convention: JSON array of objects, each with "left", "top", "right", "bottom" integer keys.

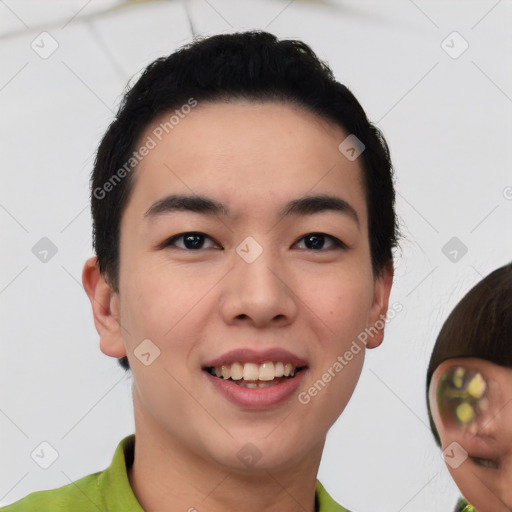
[{"left": 1, "top": 1, "right": 511, "bottom": 511}]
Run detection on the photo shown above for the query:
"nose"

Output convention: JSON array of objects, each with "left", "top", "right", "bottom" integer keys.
[{"left": 219, "top": 245, "right": 298, "bottom": 328}]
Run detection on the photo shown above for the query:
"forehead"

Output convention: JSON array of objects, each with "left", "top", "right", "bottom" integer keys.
[{"left": 126, "top": 100, "right": 367, "bottom": 223}]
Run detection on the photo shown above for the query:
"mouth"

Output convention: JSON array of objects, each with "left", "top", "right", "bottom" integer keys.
[{"left": 204, "top": 362, "right": 307, "bottom": 388}]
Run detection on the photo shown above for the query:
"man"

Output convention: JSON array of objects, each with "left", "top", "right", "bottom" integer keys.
[{"left": 2, "top": 30, "right": 398, "bottom": 512}]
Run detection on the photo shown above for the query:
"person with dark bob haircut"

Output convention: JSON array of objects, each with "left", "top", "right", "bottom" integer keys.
[
  {"left": 2, "top": 30, "right": 398, "bottom": 511},
  {"left": 427, "top": 261, "right": 512, "bottom": 512}
]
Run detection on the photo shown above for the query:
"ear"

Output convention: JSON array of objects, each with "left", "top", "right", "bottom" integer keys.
[
  {"left": 82, "top": 256, "right": 127, "bottom": 359},
  {"left": 366, "top": 259, "right": 394, "bottom": 349}
]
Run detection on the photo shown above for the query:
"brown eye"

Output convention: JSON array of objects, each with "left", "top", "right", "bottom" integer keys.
[
  {"left": 163, "top": 232, "right": 221, "bottom": 250},
  {"left": 294, "top": 233, "right": 346, "bottom": 251}
]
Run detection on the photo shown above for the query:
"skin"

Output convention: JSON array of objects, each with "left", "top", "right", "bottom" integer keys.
[
  {"left": 429, "top": 358, "right": 512, "bottom": 512},
  {"left": 82, "top": 100, "right": 393, "bottom": 512}
]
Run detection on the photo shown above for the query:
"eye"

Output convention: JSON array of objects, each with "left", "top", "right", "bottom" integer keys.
[
  {"left": 161, "top": 231, "right": 346, "bottom": 251},
  {"left": 294, "top": 232, "right": 347, "bottom": 251},
  {"left": 162, "top": 232, "right": 221, "bottom": 250},
  {"left": 470, "top": 455, "right": 500, "bottom": 470}
]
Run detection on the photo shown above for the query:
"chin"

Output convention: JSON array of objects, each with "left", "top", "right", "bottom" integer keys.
[{"left": 208, "top": 434, "right": 313, "bottom": 474}]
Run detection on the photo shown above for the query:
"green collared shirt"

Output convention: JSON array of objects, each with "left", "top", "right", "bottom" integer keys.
[
  {"left": 1, "top": 435, "right": 350, "bottom": 512},
  {"left": 454, "top": 497, "right": 476, "bottom": 512}
]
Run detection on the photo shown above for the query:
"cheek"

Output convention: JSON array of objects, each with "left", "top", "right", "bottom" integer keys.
[
  {"left": 448, "top": 466, "right": 510, "bottom": 512},
  {"left": 120, "top": 260, "right": 211, "bottom": 336},
  {"left": 298, "top": 273, "right": 370, "bottom": 409},
  {"left": 300, "top": 346, "right": 365, "bottom": 433},
  {"left": 436, "top": 413, "right": 512, "bottom": 511},
  {"left": 447, "top": 468, "right": 476, "bottom": 505},
  {"left": 304, "top": 269, "right": 373, "bottom": 336}
]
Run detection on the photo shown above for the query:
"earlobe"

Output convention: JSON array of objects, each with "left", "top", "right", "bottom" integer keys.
[
  {"left": 82, "top": 257, "right": 127, "bottom": 359},
  {"left": 366, "top": 260, "right": 394, "bottom": 349}
]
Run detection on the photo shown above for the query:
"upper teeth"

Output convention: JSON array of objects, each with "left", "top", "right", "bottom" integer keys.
[{"left": 210, "top": 362, "right": 298, "bottom": 381}]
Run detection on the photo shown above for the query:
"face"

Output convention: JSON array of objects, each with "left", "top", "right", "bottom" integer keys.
[
  {"left": 429, "top": 358, "right": 512, "bottom": 512},
  {"left": 85, "top": 100, "right": 392, "bottom": 473}
]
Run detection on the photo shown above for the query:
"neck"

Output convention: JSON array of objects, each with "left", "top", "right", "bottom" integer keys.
[{"left": 128, "top": 398, "right": 324, "bottom": 512}]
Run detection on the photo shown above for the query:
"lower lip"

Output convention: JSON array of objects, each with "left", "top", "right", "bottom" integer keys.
[{"left": 204, "top": 369, "right": 307, "bottom": 410}]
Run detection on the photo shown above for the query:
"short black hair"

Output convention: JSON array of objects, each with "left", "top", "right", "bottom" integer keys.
[
  {"left": 89, "top": 30, "right": 399, "bottom": 371},
  {"left": 426, "top": 262, "right": 512, "bottom": 445}
]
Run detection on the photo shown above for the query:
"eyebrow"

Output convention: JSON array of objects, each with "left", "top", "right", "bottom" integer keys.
[{"left": 144, "top": 193, "right": 360, "bottom": 228}]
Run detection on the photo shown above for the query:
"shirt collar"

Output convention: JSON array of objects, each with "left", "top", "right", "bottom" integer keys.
[{"left": 97, "top": 434, "right": 143, "bottom": 511}]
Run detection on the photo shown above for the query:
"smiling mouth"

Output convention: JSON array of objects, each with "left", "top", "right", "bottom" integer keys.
[{"left": 205, "top": 361, "right": 307, "bottom": 388}]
